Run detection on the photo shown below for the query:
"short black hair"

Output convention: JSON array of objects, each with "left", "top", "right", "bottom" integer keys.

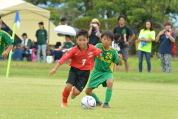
[
  {"left": 114, "top": 33, "right": 121, "bottom": 41},
  {"left": 38, "top": 22, "right": 44, "bottom": 25},
  {"left": 22, "top": 33, "right": 27, "bottom": 36},
  {"left": 65, "top": 35, "right": 71, "bottom": 39},
  {"left": 76, "top": 29, "right": 88, "bottom": 38},
  {"left": 61, "top": 17, "right": 67, "bottom": 22},
  {"left": 101, "top": 30, "right": 114, "bottom": 41},
  {"left": 118, "top": 15, "right": 126, "bottom": 21},
  {"left": 55, "top": 42, "right": 61, "bottom": 48}
]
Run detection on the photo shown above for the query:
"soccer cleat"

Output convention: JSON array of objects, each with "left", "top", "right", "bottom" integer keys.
[
  {"left": 103, "top": 103, "right": 110, "bottom": 108},
  {"left": 96, "top": 101, "right": 102, "bottom": 106},
  {"left": 71, "top": 95, "right": 76, "bottom": 99},
  {"left": 70, "top": 91, "right": 77, "bottom": 99},
  {"left": 61, "top": 103, "right": 68, "bottom": 107}
]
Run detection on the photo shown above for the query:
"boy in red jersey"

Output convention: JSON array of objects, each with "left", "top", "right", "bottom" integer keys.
[{"left": 49, "top": 29, "right": 101, "bottom": 107}]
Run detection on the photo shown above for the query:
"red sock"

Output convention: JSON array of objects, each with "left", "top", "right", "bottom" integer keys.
[{"left": 62, "top": 87, "right": 70, "bottom": 103}]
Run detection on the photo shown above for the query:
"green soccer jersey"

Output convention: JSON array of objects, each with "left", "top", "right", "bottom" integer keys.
[
  {"left": 94, "top": 43, "right": 120, "bottom": 72},
  {"left": 0, "top": 30, "right": 14, "bottom": 57}
]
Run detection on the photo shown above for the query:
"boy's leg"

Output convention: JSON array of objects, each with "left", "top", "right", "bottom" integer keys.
[
  {"left": 85, "top": 88, "right": 102, "bottom": 106},
  {"left": 71, "top": 87, "right": 81, "bottom": 99},
  {"left": 103, "top": 79, "right": 113, "bottom": 108},
  {"left": 61, "top": 83, "right": 73, "bottom": 107}
]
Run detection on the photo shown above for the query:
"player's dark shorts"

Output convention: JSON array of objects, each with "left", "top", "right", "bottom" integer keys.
[{"left": 66, "top": 67, "right": 90, "bottom": 92}]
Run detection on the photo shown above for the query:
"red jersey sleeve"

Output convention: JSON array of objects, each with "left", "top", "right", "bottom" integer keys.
[
  {"left": 92, "top": 46, "right": 102, "bottom": 56},
  {"left": 58, "top": 48, "right": 74, "bottom": 64}
]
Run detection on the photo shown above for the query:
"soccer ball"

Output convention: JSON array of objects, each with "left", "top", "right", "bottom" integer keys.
[{"left": 81, "top": 96, "right": 96, "bottom": 109}]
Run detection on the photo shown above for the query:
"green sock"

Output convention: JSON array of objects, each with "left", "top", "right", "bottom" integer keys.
[
  {"left": 92, "top": 92, "right": 100, "bottom": 102},
  {"left": 104, "top": 89, "right": 112, "bottom": 103}
]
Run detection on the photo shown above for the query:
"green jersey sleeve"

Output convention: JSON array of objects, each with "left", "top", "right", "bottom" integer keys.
[
  {"left": 113, "top": 49, "right": 119, "bottom": 65},
  {"left": 3, "top": 31, "right": 14, "bottom": 46}
]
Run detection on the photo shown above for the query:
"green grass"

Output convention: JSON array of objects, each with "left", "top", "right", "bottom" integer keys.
[{"left": 0, "top": 58, "right": 178, "bottom": 119}]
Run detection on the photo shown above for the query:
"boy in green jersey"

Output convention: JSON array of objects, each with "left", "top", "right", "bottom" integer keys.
[
  {"left": 85, "top": 30, "right": 122, "bottom": 108},
  {"left": 0, "top": 18, "right": 14, "bottom": 58}
]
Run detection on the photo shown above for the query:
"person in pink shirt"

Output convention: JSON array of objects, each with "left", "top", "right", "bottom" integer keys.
[{"left": 49, "top": 29, "right": 101, "bottom": 107}]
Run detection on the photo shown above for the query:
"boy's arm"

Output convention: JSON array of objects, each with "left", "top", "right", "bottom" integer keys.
[
  {"left": 93, "top": 44, "right": 102, "bottom": 58},
  {"left": 58, "top": 48, "right": 73, "bottom": 64},
  {"left": 2, "top": 32, "right": 14, "bottom": 58},
  {"left": 127, "top": 26, "right": 135, "bottom": 43},
  {"left": 49, "top": 49, "right": 74, "bottom": 75},
  {"left": 113, "top": 50, "right": 122, "bottom": 66},
  {"left": 49, "top": 62, "right": 61, "bottom": 75},
  {"left": 2, "top": 45, "right": 13, "bottom": 58}
]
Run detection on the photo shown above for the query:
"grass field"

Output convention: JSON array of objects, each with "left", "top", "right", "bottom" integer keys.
[{"left": 0, "top": 58, "right": 178, "bottom": 119}]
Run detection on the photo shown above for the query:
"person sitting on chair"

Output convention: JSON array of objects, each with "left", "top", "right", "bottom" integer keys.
[
  {"left": 62, "top": 35, "right": 73, "bottom": 52},
  {"left": 13, "top": 33, "right": 31, "bottom": 61}
]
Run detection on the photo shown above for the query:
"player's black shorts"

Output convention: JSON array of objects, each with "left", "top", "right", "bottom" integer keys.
[{"left": 66, "top": 67, "right": 90, "bottom": 92}]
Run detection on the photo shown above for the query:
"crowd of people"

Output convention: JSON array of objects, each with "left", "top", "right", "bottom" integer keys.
[{"left": 0, "top": 15, "right": 177, "bottom": 74}]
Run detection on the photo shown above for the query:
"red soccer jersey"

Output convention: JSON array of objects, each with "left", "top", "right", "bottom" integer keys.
[{"left": 58, "top": 44, "right": 101, "bottom": 70}]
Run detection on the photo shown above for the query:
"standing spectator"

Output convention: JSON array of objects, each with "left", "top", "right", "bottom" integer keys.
[
  {"left": 112, "top": 33, "right": 125, "bottom": 72},
  {"left": 36, "top": 22, "right": 47, "bottom": 62},
  {"left": 137, "top": 21, "right": 156, "bottom": 72},
  {"left": 156, "top": 22, "right": 176, "bottom": 73},
  {"left": 113, "top": 15, "right": 135, "bottom": 72},
  {"left": 88, "top": 18, "right": 101, "bottom": 46},
  {"left": 60, "top": 17, "right": 67, "bottom": 25}
]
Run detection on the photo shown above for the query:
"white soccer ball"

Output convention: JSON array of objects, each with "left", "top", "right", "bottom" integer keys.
[{"left": 81, "top": 96, "right": 96, "bottom": 109}]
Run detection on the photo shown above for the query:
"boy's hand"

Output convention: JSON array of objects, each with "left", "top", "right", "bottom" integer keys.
[
  {"left": 49, "top": 69, "right": 57, "bottom": 75},
  {"left": 123, "top": 34, "right": 126, "bottom": 37},
  {"left": 2, "top": 51, "right": 8, "bottom": 58},
  {"left": 158, "top": 30, "right": 164, "bottom": 36},
  {"left": 165, "top": 31, "right": 171, "bottom": 37},
  {"left": 118, "top": 54, "right": 123, "bottom": 66},
  {"left": 124, "top": 42, "right": 129, "bottom": 45},
  {"left": 118, "top": 54, "right": 123, "bottom": 60},
  {"left": 98, "top": 53, "right": 102, "bottom": 58}
]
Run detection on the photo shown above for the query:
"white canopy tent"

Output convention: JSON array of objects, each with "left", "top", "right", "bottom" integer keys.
[{"left": 0, "top": 0, "right": 65, "bottom": 45}]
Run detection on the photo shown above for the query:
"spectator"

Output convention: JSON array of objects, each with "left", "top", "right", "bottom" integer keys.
[
  {"left": 113, "top": 15, "right": 135, "bottom": 72},
  {"left": 13, "top": 33, "right": 31, "bottom": 61},
  {"left": 88, "top": 18, "right": 101, "bottom": 46},
  {"left": 112, "top": 33, "right": 125, "bottom": 71},
  {"left": 36, "top": 22, "right": 47, "bottom": 63},
  {"left": 156, "top": 21, "right": 176, "bottom": 73},
  {"left": 62, "top": 35, "right": 73, "bottom": 52},
  {"left": 137, "top": 20, "right": 156, "bottom": 72},
  {"left": 52, "top": 42, "right": 63, "bottom": 62},
  {"left": 60, "top": 17, "right": 67, "bottom": 25}
]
